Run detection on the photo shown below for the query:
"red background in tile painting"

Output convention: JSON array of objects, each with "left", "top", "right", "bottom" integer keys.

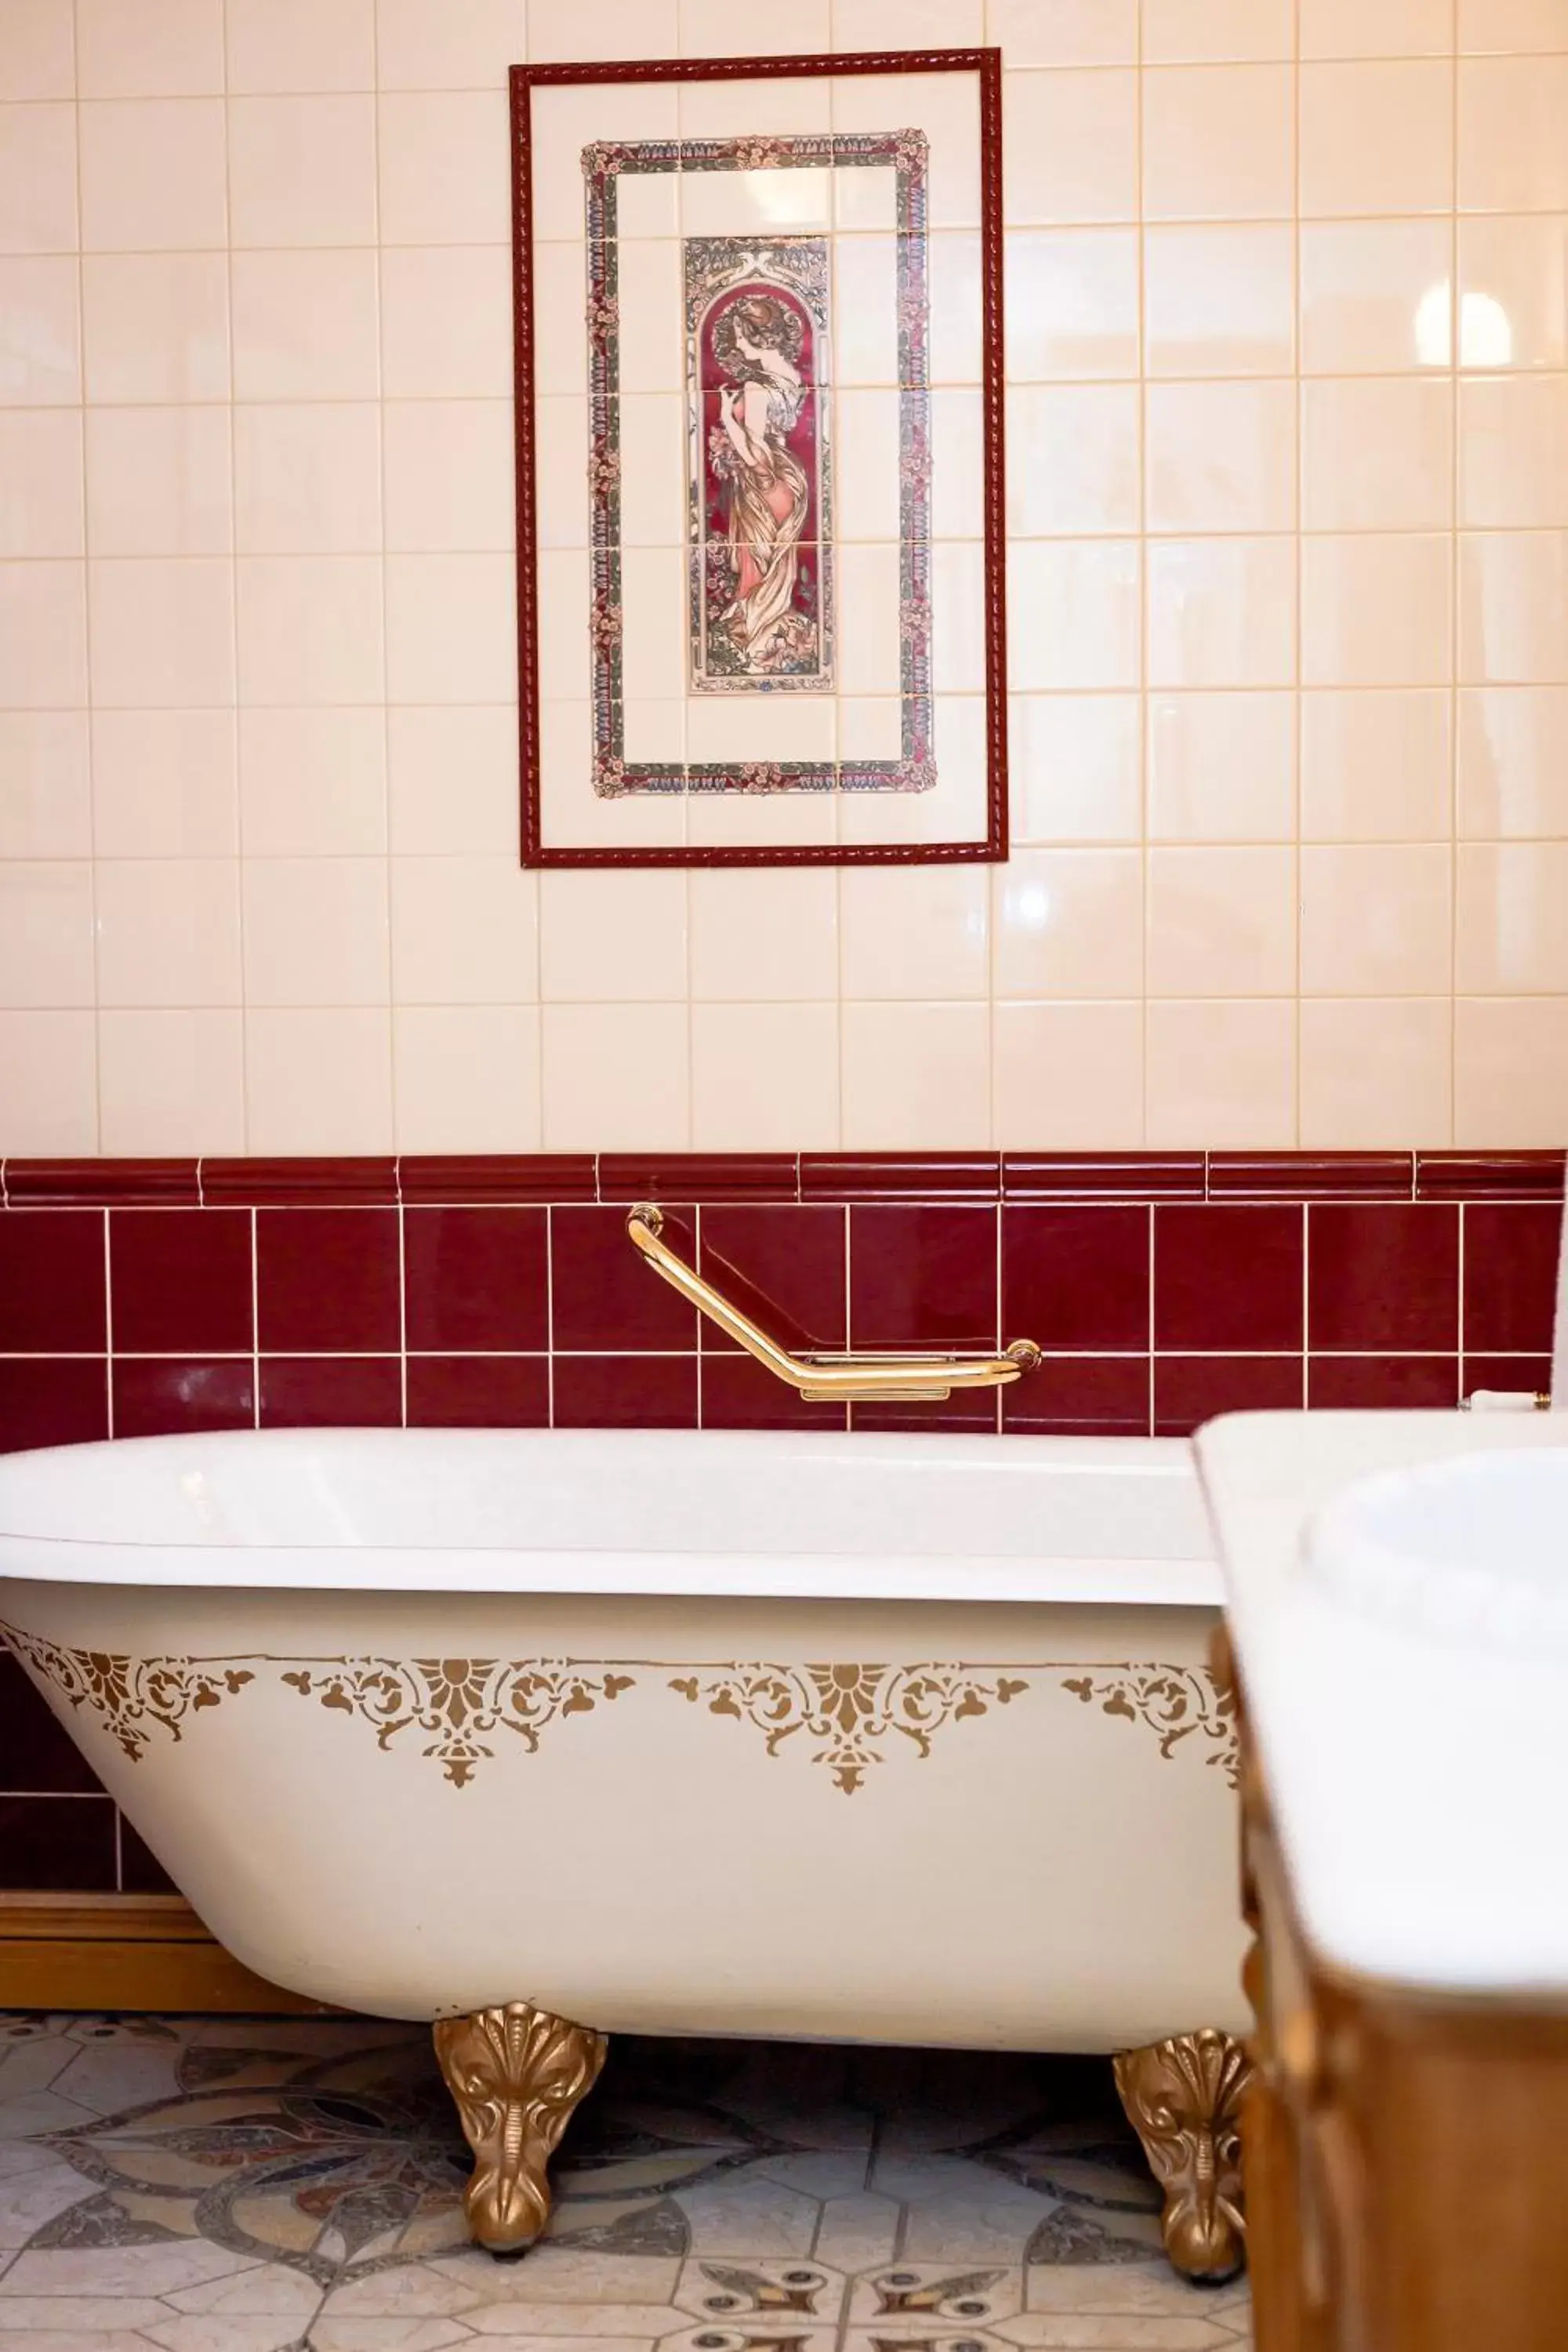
[{"left": 0, "top": 1145, "right": 1562, "bottom": 1894}]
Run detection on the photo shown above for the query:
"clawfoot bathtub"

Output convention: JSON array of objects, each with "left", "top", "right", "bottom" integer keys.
[{"left": 0, "top": 1427, "right": 1250, "bottom": 2281}]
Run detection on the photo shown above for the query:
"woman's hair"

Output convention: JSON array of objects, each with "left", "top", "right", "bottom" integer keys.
[{"left": 712, "top": 291, "right": 805, "bottom": 380}]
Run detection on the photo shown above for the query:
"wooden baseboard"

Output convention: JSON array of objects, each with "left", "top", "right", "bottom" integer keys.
[{"left": 0, "top": 1893, "right": 336, "bottom": 2013}]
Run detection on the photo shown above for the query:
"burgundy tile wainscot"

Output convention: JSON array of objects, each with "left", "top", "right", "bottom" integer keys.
[{"left": 0, "top": 1148, "right": 1560, "bottom": 1893}]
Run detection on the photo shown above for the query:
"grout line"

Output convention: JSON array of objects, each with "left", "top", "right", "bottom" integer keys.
[
  {"left": 1448, "top": 0, "right": 1462, "bottom": 1149},
  {"left": 1290, "top": 0, "right": 1304, "bottom": 1151},
  {"left": 101, "top": 1206, "right": 113, "bottom": 1436},
  {"left": 250, "top": 1204, "right": 260, "bottom": 1429},
  {"left": 1301, "top": 1200, "right": 1311, "bottom": 1405},
  {"left": 1146, "top": 1200, "right": 1156, "bottom": 1436},
  {"left": 545, "top": 1203, "right": 557, "bottom": 1428},
  {"left": 218, "top": 0, "right": 247, "bottom": 1158},
  {"left": 1133, "top": 0, "right": 1151, "bottom": 1152},
  {"left": 65, "top": 2, "right": 102, "bottom": 1157}
]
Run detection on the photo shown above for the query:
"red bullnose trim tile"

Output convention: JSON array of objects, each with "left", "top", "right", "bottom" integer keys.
[
  {"left": 1004, "top": 1153, "right": 1204, "bottom": 1201},
  {"left": 0, "top": 1211, "right": 106, "bottom": 1353},
  {"left": 3, "top": 1159, "right": 201, "bottom": 1207},
  {"left": 201, "top": 1157, "right": 399, "bottom": 1207},
  {"left": 1418, "top": 1150, "right": 1567, "bottom": 1201},
  {"left": 802, "top": 1153, "right": 1001, "bottom": 1202},
  {"left": 397, "top": 1153, "right": 597, "bottom": 1203},
  {"left": 1210, "top": 1152, "right": 1414, "bottom": 1200},
  {"left": 599, "top": 1153, "right": 799, "bottom": 1203}
]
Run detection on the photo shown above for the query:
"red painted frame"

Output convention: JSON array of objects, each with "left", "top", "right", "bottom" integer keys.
[{"left": 509, "top": 47, "right": 1008, "bottom": 868}]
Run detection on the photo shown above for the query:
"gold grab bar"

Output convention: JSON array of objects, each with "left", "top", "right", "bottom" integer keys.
[{"left": 626, "top": 1204, "right": 1040, "bottom": 1404}]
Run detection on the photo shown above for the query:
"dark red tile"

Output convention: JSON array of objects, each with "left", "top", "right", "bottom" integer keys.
[
  {"left": 113, "top": 1358, "right": 253, "bottom": 1438},
  {"left": 1308, "top": 1203, "right": 1458, "bottom": 1352},
  {"left": 550, "top": 1205, "right": 698, "bottom": 1351},
  {"left": 1003, "top": 1356, "right": 1151, "bottom": 1436},
  {"left": 403, "top": 1207, "right": 548, "bottom": 1352},
  {"left": 406, "top": 1356, "right": 550, "bottom": 1427},
  {"left": 1417, "top": 1149, "right": 1566, "bottom": 1202},
  {"left": 0, "top": 1210, "right": 105, "bottom": 1352},
  {"left": 0, "top": 1652, "right": 104, "bottom": 1793},
  {"left": 1210, "top": 1152, "right": 1414, "bottom": 1201},
  {"left": 397, "top": 1152, "right": 597, "bottom": 1203},
  {"left": 1003, "top": 1153, "right": 1205, "bottom": 1202},
  {"left": 1154, "top": 1207, "right": 1304, "bottom": 1352},
  {"left": 260, "top": 1356, "right": 402, "bottom": 1428},
  {"left": 0, "top": 1795, "right": 118, "bottom": 1889},
  {"left": 850, "top": 1387, "right": 1001, "bottom": 1434},
  {"left": 802, "top": 1153, "right": 1001, "bottom": 1202},
  {"left": 118, "top": 1817, "right": 178, "bottom": 1893},
  {"left": 552, "top": 1354, "right": 698, "bottom": 1428},
  {"left": 203, "top": 1156, "right": 399, "bottom": 1206},
  {"left": 1154, "top": 1355, "right": 1304, "bottom": 1437},
  {"left": 1464, "top": 1203, "right": 1562, "bottom": 1354},
  {"left": 599, "top": 1152, "right": 798, "bottom": 1203},
  {"left": 1308, "top": 1356, "right": 1460, "bottom": 1410},
  {"left": 5, "top": 1158, "right": 200, "bottom": 1206},
  {"left": 699, "top": 1205, "right": 846, "bottom": 1352},
  {"left": 849, "top": 1205, "right": 998, "bottom": 1349},
  {"left": 1003, "top": 1206, "right": 1149, "bottom": 1351},
  {"left": 0, "top": 1359, "right": 108, "bottom": 1454},
  {"left": 1463, "top": 1356, "right": 1552, "bottom": 1406},
  {"left": 110, "top": 1208, "right": 252, "bottom": 1355},
  {"left": 256, "top": 1208, "right": 401, "bottom": 1352},
  {"left": 699, "top": 1353, "right": 848, "bottom": 1431}
]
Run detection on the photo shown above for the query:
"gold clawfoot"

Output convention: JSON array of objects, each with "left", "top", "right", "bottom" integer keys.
[
  {"left": 1113, "top": 2028, "right": 1252, "bottom": 2284},
  {"left": 433, "top": 2001, "right": 608, "bottom": 2254}
]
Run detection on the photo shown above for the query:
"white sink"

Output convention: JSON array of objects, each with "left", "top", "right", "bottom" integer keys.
[{"left": 1303, "top": 1446, "right": 1568, "bottom": 1661}]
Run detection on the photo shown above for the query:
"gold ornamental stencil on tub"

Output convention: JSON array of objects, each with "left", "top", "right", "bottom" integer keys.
[
  {"left": 670, "top": 1662, "right": 1032, "bottom": 1794},
  {"left": 0, "top": 1626, "right": 633, "bottom": 1790},
  {"left": 0, "top": 1626, "right": 254, "bottom": 1762},
  {"left": 1064, "top": 1666, "right": 1239, "bottom": 1788},
  {"left": 279, "top": 1657, "right": 635, "bottom": 1788}
]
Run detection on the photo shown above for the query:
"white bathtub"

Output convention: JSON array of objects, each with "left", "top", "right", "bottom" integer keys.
[{"left": 0, "top": 1427, "right": 1250, "bottom": 2273}]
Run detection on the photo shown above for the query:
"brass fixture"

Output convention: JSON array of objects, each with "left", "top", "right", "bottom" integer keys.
[{"left": 626, "top": 1204, "right": 1040, "bottom": 1403}]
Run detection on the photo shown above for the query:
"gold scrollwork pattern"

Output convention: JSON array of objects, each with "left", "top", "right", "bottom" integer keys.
[
  {"left": 0, "top": 1625, "right": 254, "bottom": 1762},
  {"left": 280, "top": 1658, "right": 636, "bottom": 1788},
  {"left": 670, "top": 1661, "right": 1030, "bottom": 1794},
  {"left": 1063, "top": 1666, "right": 1239, "bottom": 1787}
]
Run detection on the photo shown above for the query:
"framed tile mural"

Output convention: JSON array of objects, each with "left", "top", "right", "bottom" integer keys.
[{"left": 510, "top": 48, "right": 1006, "bottom": 866}]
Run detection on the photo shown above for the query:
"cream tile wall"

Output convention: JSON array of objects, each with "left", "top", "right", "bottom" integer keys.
[{"left": 1, "top": 0, "right": 1566, "bottom": 1155}]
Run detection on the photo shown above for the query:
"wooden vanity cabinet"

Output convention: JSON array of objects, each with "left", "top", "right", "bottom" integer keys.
[{"left": 1220, "top": 1628, "right": 1568, "bottom": 2352}]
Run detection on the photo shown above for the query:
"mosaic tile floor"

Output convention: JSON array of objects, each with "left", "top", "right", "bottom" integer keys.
[{"left": 0, "top": 2015, "right": 1250, "bottom": 2350}]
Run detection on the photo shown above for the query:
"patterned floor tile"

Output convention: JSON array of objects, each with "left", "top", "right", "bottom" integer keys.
[{"left": 0, "top": 2019, "right": 1251, "bottom": 2352}]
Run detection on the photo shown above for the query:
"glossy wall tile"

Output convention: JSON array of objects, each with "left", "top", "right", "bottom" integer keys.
[{"left": 0, "top": 3, "right": 1563, "bottom": 1155}]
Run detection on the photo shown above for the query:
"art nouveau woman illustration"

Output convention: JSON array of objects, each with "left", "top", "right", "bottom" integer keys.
[{"left": 706, "top": 291, "right": 818, "bottom": 677}]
